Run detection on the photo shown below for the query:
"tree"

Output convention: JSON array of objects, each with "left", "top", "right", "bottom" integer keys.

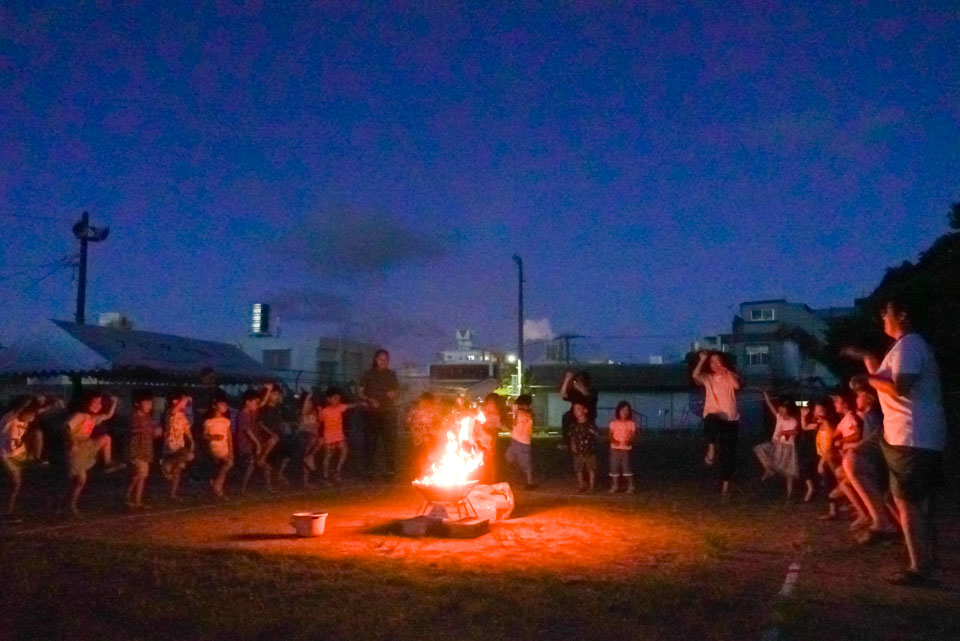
[{"left": 949, "top": 201, "right": 960, "bottom": 230}]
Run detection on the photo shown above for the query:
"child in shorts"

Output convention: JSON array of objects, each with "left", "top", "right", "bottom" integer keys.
[
  {"left": 203, "top": 394, "right": 234, "bottom": 498},
  {"left": 235, "top": 389, "right": 274, "bottom": 493},
  {"left": 1, "top": 401, "right": 38, "bottom": 518},
  {"left": 505, "top": 394, "right": 536, "bottom": 489},
  {"left": 161, "top": 390, "right": 196, "bottom": 500},
  {"left": 608, "top": 401, "right": 639, "bottom": 493},
  {"left": 126, "top": 390, "right": 161, "bottom": 509},
  {"left": 65, "top": 392, "right": 124, "bottom": 516},
  {"left": 320, "top": 388, "right": 356, "bottom": 483},
  {"left": 569, "top": 401, "right": 599, "bottom": 492}
]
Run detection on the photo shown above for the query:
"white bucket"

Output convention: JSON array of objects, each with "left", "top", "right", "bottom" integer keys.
[{"left": 291, "top": 511, "right": 328, "bottom": 537}]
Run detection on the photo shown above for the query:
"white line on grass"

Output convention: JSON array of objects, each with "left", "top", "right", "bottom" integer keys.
[{"left": 761, "top": 561, "right": 802, "bottom": 641}]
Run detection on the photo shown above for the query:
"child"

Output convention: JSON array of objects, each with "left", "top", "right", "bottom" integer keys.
[
  {"left": 477, "top": 393, "right": 503, "bottom": 484},
  {"left": 260, "top": 383, "right": 290, "bottom": 485},
  {"left": 65, "top": 392, "right": 124, "bottom": 516},
  {"left": 608, "top": 401, "right": 639, "bottom": 493},
  {"left": 126, "top": 390, "right": 161, "bottom": 509},
  {"left": 203, "top": 394, "right": 234, "bottom": 498},
  {"left": 754, "top": 390, "right": 799, "bottom": 499},
  {"left": 569, "top": 401, "right": 599, "bottom": 492},
  {"left": 235, "top": 389, "right": 274, "bottom": 493},
  {"left": 320, "top": 388, "right": 355, "bottom": 483},
  {"left": 505, "top": 394, "right": 536, "bottom": 489},
  {"left": 297, "top": 390, "right": 322, "bottom": 487},
  {"left": 161, "top": 390, "right": 196, "bottom": 500},
  {"left": 811, "top": 399, "right": 841, "bottom": 520},
  {"left": 408, "top": 392, "right": 441, "bottom": 477},
  {"left": 831, "top": 391, "right": 870, "bottom": 529},
  {"left": 1, "top": 401, "right": 38, "bottom": 519}
]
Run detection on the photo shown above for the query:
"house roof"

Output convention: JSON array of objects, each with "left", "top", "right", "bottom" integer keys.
[
  {"left": 0, "top": 320, "right": 273, "bottom": 384},
  {"left": 526, "top": 363, "right": 689, "bottom": 391}
]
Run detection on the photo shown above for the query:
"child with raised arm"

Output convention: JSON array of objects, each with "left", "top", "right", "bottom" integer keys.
[
  {"left": 321, "top": 388, "right": 355, "bottom": 484},
  {"left": 203, "top": 394, "right": 234, "bottom": 498},
  {"left": 608, "top": 401, "right": 638, "bottom": 493},
  {"left": 691, "top": 350, "right": 741, "bottom": 500},
  {"left": 235, "top": 389, "right": 273, "bottom": 493},
  {"left": 126, "top": 390, "right": 161, "bottom": 510},
  {"left": 65, "top": 392, "right": 124, "bottom": 516},
  {"left": 753, "top": 390, "right": 799, "bottom": 499},
  {"left": 570, "top": 401, "right": 600, "bottom": 492},
  {"left": 505, "top": 394, "right": 536, "bottom": 489},
  {"left": 161, "top": 390, "right": 196, "bottom": 500},
  {"left": 1, "top": 400, "right": 38, "bottom": 519},
  {"left": 297, "top": 390, "right": 323, "bottom": 487}
]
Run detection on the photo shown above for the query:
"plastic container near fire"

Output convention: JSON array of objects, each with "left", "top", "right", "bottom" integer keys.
[{"left": 290, "top": 511, "right": 328, "bottom": 537}]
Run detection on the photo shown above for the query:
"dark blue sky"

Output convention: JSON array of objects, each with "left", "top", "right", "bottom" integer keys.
[{"left": 2, "top": 2, "right": 958, "bottom": 364}]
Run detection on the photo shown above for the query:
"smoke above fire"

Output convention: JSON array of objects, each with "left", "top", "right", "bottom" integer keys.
[{"left": 523, "top": 318, "right": 555, "bottom": 343}]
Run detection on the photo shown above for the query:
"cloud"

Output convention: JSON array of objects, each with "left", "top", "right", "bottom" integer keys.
[
  {"left": 267, "top": 288, "right": 354, "bottom": 323},
  {"left": 523, "top": 318, "right": 554, "bottom": 342},
  {"left": 279, "top": 206, "right": 454, "bottom": 278}
]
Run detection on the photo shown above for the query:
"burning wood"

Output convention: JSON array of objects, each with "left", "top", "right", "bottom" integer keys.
[{"left": 413, "top": 410, "right": 485, "bottom": 487}]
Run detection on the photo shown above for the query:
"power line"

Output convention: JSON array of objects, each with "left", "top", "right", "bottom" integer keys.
[{"left": 0, "top": 213, "right": 75, "bottom": 223}]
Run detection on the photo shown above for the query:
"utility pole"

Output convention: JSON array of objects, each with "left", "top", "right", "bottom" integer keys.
[
  {"left": 512, "top": 254, "right": 524, "bottom": 392},
  {"left": 555, "top": 333, "right": 583, "bottom": 364},
  {"left": 72, "top": 211, "right": 110, "bottom": 324}
]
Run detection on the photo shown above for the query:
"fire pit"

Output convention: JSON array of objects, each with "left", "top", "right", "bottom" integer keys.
[{"left": 413, "top": 479, "right": 479, "bottom": 520}]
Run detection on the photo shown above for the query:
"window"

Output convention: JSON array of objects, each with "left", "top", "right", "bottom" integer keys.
[
  {"left": 467, "top": 354, "right": 476, "bottom": 361},
  {"left": 746, "top": 344, "right": 770, "bottom": 366},
  {"left": 316, "top": 360, "right": 338, "bottom": 384},
  {"left": 262, "top": 349, "right": 291, "bottom": 369},
  {"left": 750, "top": 308, "right": 776, "bottom": 321}
]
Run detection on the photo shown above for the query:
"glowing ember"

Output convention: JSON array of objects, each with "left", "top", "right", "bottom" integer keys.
[{"left": 414, "top": 410, "right": 485, "bottom": 487}]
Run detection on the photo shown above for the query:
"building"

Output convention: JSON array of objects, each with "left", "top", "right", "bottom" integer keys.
[
  {"left": 241, "top": 334, "right": 380, "bottom": 390},
  {"left": 427, "top": 330, "right": 504, "bottom": 399},
  {"left": 238, "top": 304, "right": 380, "bottom": 390},
  {"left": 697, "top": 298, "right": 853, "bottom": 389},
  {"left": 526, "top": 362, "right": 694, "bottom": 431}
]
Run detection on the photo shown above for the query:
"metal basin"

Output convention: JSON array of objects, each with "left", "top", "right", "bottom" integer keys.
[{"left": 412, "top": 479, "right": 478, "bottom": 503}]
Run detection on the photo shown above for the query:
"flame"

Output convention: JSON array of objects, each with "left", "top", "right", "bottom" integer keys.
[{"left": 414, "top": 410, "right": 485, "bottom": 486}]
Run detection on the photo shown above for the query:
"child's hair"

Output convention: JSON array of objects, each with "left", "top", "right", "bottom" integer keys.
[
  {"left": 372, "top": 349, "right": 389, "bottom": 366},
  {"left": 515, "top": 394, "right": 533, "bottom": 409},
  {"left": 132, "top": 389, "right": 153, "bottom": 406},
  {"left": 831, "top": 389, "right": 856, "bottom": 410},
  {"left": 206, "top": 393, "right": 230, "bottom": 418},
  {"left": 777, "top": 397, "right": 798, "bottom": 418},
  {"left": 614, "top": 401, "right": 633, "bottom": 420},
  {"left": 573, "top": 370, "right": 593, "bottom": 389},
  {"left": 812, "top": 398, "right": 837, "bottom": 423},
  {"left": 78, "top": 389, "right": 105, "bottom": 413},
  {"left": 848, "top": 375, "right": 876, "bottom": 396},
  {"left": 168, "top": 389, "right": 189, "bottom": 406},
  {"left": 419, "top": 391, "right": 436, "bottom": 403},
  {"left": 241, "top": 389, "right": 260, "bottom": 405},
  {"left": 325, "top": 387, "right": 343, "bottom": 402}
]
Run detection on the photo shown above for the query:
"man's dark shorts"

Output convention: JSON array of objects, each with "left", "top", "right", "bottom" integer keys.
[{"left": 881, "top": 440, "right": 943, "bottom": 503}]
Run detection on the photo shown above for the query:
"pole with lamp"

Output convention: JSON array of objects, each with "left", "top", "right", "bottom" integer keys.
[
  {"left": 512, "top": 254, "right": 524, "bottom": 393},
  {"left": 72, "top": 211, "right": 110, "bottom": 325}
]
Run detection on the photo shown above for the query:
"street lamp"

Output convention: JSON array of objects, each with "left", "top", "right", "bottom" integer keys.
[{"left": 511, "top": 254, "right": 523, "bottom": 393}]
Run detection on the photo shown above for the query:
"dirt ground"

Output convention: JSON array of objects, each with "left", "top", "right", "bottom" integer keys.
[{"left": 1, "top": 434, "right": 959, "bottom": 640}]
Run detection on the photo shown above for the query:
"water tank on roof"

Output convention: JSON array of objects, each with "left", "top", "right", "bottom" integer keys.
[{"left": 251, "top": 304, "right": 271, "bottom": 336}]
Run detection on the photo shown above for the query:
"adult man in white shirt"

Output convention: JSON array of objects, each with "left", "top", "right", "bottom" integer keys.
[{"left": 844, "top": 296, "right": 948, "bottom": 586}]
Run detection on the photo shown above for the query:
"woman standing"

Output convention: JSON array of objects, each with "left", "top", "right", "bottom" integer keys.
[
  {"left": 692, "top": 350, "right": 741, "bottom": 500},
  {"left": 843, "top": 296, "right": 948, "bottom": 586},
  {"left": 358, "top": 349, "right": 400, "bottom": 480}
]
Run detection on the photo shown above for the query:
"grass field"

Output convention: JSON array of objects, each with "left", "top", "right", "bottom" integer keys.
[{"left": 1, "top": 433, "right": 958, "bottom": 640}]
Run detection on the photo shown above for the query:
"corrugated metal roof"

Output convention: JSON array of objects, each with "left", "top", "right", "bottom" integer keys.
[
  {"left": 0, "top": 320, "right": 273, "bottom": 383},
  {"left": 526, "top": 363, "right": 690, "bottom": 391}
]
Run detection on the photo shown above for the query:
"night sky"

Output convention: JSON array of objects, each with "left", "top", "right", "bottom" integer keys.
[{"left": 2, "top": 2, "right": 958, "bottom": 364}]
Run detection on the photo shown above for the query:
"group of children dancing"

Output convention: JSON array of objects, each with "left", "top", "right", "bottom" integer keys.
[{"left": 0, "top": 382, "right": 357, "bottom": 517}]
